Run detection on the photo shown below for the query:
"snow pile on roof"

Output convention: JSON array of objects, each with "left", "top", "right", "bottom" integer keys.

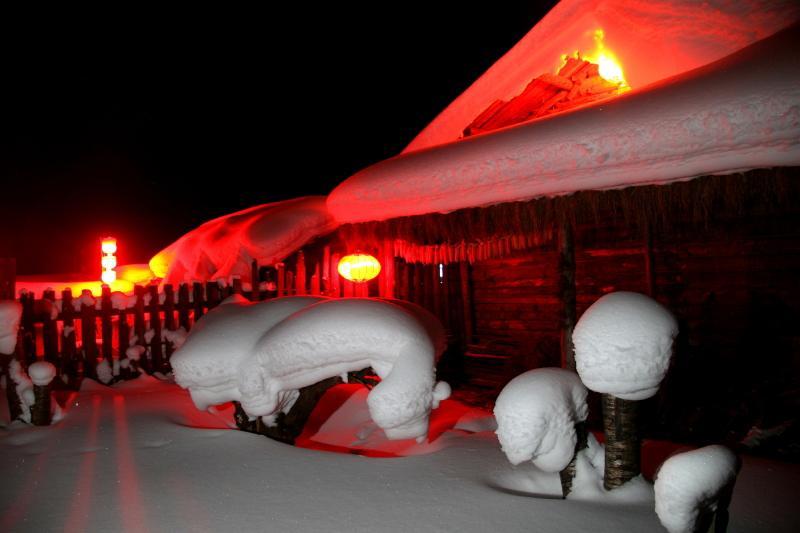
[
  {"left": 28, "top": 361, "right": 56, "bottom": 387},
  {"left": 171, "top": 296, "right": 327, "bottom": 409},
  {"left": 327, "top": 26, "right": 800, "bottom": 223},
  {"left": 655, "top": 445, "right": 740, "bottom": 533},
  {"left": 405, "top": 0, "right": 799, "bottom": 152},
  {"left": 0, "top": 300, "right": 22, "bottom": 354},
  {"left": 149, "top": 196, "right": 338, "bottom": 285},
  {"left": 573, "top": 292, "right": 677, "bottom": 400},
  {"left": 238, "top": 298, "right": 450, "bottom": 441},
  {"left": 494, "top": 368, "right": 588, "bottom": 471}
]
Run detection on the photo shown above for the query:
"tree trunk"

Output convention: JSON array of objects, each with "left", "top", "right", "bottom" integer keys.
[
  {"left": 559, "top": 421, "right": 587, "bottom": 498},
  {"left": 602, "top": 394, "right": 640, "bottom": 489},
  {"left": 31, "top": 383, "right": 52, "bottom": 426}
]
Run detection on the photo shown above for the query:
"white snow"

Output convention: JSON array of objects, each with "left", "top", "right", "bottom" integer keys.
[
  {"left": 148, "top": 196, "right": 338, "bottom": 285},
  {"left": 494, "top": 368, "right": 588, "bottom": 471},
  {"left": 0, "top": 301, "right": 22, "bottom": 355},
  {"left": 171, "top": 296, "right": 327, "bottom": 410},
  {"left": 572, "top": 291, "right": 677, "bottom": 400},
  {"left": 8, "top": 360, "right": 33, "bottom": 423},
  {"left": 163, "top": 327, "right": 188, "bottom": 350},
  {"left": 237, "top": 298, "right": 450, "bottom": 441},
  {"left": 27, "top": 361, "right": 56, "bottom": 387},
  {"left": 654, "top": 445, "right": 740, "bottom": 533},
  {"left": 0, "top": 376, "right": 797, "bottom": 531},
  {"left": 404, "top": 0, "right": 799, "bottom": 152},
  {"left": 96, "top": 360, "right": 113, "bottom": 385},
  {"left": 327, "top": 26, "right": 800, "bottom": 223}
]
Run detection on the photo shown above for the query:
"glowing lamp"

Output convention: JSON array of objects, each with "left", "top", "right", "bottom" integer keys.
[
  {"left": 101, "top": 237, "right": 117, "bottom": 255},
  {"left": 337, "top": 253, "right": 381, "bottom": 283},
  {"left": 101, "top": 236, "right": 117, "bottom": 285}
]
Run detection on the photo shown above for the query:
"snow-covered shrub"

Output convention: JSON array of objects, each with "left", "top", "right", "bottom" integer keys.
[
  {"left": 494, "top": 368, "right": 588, "bottom": 472},
  {"left": 172, "top": 296, "right": 327, "bottom": 410},
  {"left": 573, "top": 291, "right": 677, "bottom": 400},
  {"left": 238, "top": 298, "right": 450, "bottom": 441},
  {"left": 9, "top": 359, "right": 34, "bottom": 422},
  {"left": 654, "top": 445, "right": 739, "bottom": 533},
  {"left": 0, "top": 300, "right": 22, "bottom": 354}
]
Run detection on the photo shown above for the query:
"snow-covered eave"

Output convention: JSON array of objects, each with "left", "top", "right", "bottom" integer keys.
[{"left": 327, "top": 26, "right": 800, "bottom": 225}]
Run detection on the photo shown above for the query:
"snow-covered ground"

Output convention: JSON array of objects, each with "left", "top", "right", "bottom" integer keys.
[{"left": 1, "top": 376, "right": 798, "bottom": 532}]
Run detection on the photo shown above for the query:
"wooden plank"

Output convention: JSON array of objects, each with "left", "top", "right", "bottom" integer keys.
[
  {"left": 42, "top": 288, "right": 59, "bottom": 365},
  {"left": 459, "top": 261, "right": 474, "bottom": 343},
  {"left": 60, "top": 289, "right": 78, "bottom": 379},
  {"left": 134, "top": 285, "right": 148, "bottom": 373},
  {"left": 100, "top": 285, "right": 113, "bottom": 363},
  {"left": 251, "top": 260, "right": 261, "bottom": 301},
  {"left": 148, "top": 285, "right": 163, "bottom": 373},
  {"left": 276, "top": 263, "right": 286, "bottom": 297},
  {"left": 81, "top": 291, "right": 98, "bottom": 378}
]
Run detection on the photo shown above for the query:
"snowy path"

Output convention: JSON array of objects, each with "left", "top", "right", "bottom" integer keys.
[{"left": 1, "top": 377, "right": 797, "bottom": 532}]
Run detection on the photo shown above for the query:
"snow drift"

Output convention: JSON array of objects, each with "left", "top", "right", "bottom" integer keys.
[
  {"left": 238, "top": 298, "right": 450, "bottom": 441},
  {"left": 494, "top": 368, "right": 588, "bottom": 471},
  {"left": 572, "top": 291, "right": 677, "bottom": 400},
  {"left": 171, "top": 296, "right": 328, "bottom": 409},
  {"left": 655, "top": 445, "right": 740, "bottom": 533},
  {"left": 149, "top": 196, "right": 338, "bottom": 285}
]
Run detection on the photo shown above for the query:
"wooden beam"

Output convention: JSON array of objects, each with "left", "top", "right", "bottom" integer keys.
[{"left": 558, "top": 221, "right": 577, "bottom": 371}]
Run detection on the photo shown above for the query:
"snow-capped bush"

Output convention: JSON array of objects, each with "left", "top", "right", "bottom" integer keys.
[
  {"left": 494, "top": 368, "right": 588, "bottom": 472},
  {"left": 0, "top": 300, "right": 22, "bottom": 354},
  {"left": 572, "top": 291, "right": 677, "bottom": 400},
  {"left": 28, "top": 361, "right": 56, "bottom": 387},
  {"left": 9, "top": 359, "right": 34, "bottom": 422},
  {"left": 172, "top": 296, "right": 327, "bottom": 410},
  {"left": 654, "top": 445, "right": 739, "bottom": 533},
  {"left": 238, "top": 298, "right": 450, "bottom": 441}
]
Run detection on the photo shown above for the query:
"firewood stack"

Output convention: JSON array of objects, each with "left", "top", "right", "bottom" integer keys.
[{"left": 463, "top": 57, "right": 624, "bottom": 137}]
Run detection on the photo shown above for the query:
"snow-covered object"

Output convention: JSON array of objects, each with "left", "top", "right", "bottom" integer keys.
[
  {"left": 328, "top": 26, "right": 800, "bottom": 223},
  {"left": 0, "top": 300, "right": 22, "bottom": 354},
  {"left": 238, "top": 298, "right": 450, "bottom": 441},
  {"left": 655, "top": 445, "right": 739, "bottom": 533},
  {"left": 163, "top": 327, "right": 188, "bottom": 350},
  {"left": 9, "top": 359, "right": 34, "bottom": 422},
  {"left": 404, "top": 0, "right": 798, "bottom": 152},
  {"left": 573, "top": 291, "right": 677, "bottom": 400},
  {"left": 28, "top": 361, "right": 57, "bottom": 387},
  {"left": 494, "top": 368, "right": 588, "bottom": 471},
  {"left": 96, "top": 360, "right": 113, "bottom": 385},
  {"left": 171, "top": 296, "right": 327, "bottom": 410},
  {"left": 382, "top": 298, "right": 447, "bottom": 361},
  {"left": 149, "top": 196, "right": 338, "bottom": 285}
]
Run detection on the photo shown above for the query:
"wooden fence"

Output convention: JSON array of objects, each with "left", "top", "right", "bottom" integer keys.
[{"left": 13, "top": 251, "right": 378, "bottom": 386}]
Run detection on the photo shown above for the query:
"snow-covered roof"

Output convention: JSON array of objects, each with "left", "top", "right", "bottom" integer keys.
[
  {"left": 406, "top": 0, "right": 799, "bottom": 153},
  {"left": 327, "top": 24, "right": 800, "bottom": 224},
  {"left": 149, "top": 196, "right": 338, "bottom": 285}
]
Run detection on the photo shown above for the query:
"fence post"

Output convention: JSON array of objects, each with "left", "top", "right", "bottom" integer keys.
[
  {"left": 134, "top": 285, "right": 148, "bottom": 373},
  {"left": 296, "top": 251, "right": 306, "bottom": 295},
  {"left": 42, "top": 289, "right": 59, "bottom": 365},
  {"left": 61, "top": 289, "right": 78, "bottom": 382},
  {"left": 148, "top": 285, "right": 163, "bottom": 373},
  {"left": 163, "top": 284, "right": 176, "bottom": 359},
  {"left": 251, "top": 260, "right": 261, "bottom": 301},
  {"left": 100, "top": 285, "right": 113, "bottom": 365},
  {"left": 177, "top": 283, "right": 191, "bottom": 331},
  {"left": 276, "top": 263, "right": 285, "bottom": 296},
  {"left": 192, "top": 282, "right": 204, "bottom": 324},
  {"left": 206, "top": 281, "right": 220, "bottom": 309},
  {"left": 80, "top": 290, "right": 98, "bottom": 379},
  {"left": 20, "top": 292, "right": 36, "bottom": 366}
]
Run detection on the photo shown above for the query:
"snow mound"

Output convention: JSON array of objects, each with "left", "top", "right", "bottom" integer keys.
[
  {"left": 171, "top": 296, "right": 327, "bottom": 410},
  {"left": 149, "top": 196, "right": 338, "bottom": 285},
  {"left": 239, "top": 298, "right": 450, "bottom": 441},
  {"left": 494, "top": 368, "right": 588, "bottom": 471},
  {"left": 573, "top": 291, "right": 677, "bottom": 400},
  {"left": 0, "top": 300, "right": 22, "bottom": 354},
  {"left": 28, "top": 361, "right": 56, "bottom": 387},
  {"left": 382, "top": 298, "right": 447, "bottom": 361},
  {"left": 655, "top": 445, "right": 739, "bottom": 533}
]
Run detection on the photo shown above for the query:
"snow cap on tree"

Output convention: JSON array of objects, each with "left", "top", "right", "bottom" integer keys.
[
  {"left": 573, "top": 291, "right": 677, "bottom": 400},
  {"left": 494, "top": 368, "right": 588, "bottom": 472}
]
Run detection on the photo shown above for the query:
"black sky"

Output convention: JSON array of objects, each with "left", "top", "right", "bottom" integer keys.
[{"left": 1, "top": 4, "right": 558, "bottom": 275}]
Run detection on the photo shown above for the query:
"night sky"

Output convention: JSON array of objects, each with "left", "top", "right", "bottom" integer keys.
[{"left": 1, "top": 4, "right": 557, "bottom": 275}]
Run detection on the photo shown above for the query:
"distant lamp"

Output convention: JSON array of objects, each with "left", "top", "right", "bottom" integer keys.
[
  {"left": 101, "top": 236, "right": 117, "bottom": 284},
  {"left": 337, "top": 253, "right": 381, "bottom": 283}
]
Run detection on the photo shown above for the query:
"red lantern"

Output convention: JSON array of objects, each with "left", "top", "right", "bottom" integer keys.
[{"left": 337, "top": 253, "right": 381, "bottom": 283}]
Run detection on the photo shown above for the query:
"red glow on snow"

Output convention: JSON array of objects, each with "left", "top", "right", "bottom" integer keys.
[
  {"left": 337, "top": 254, "right": 381, "bottom": 283},
  {"left": 112, "top": 394, "right": 149, "bottom": 532},
  {"left": 64, "top": 394, "right": 102, "bottom": 533}
]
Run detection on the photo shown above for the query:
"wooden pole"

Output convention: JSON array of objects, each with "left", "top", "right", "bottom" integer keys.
[
  {"left": 61, "top": 289, "right": 78, "bottom": 382},
  {"left": 42, "top": 289, "right": 59, "bottom": 365},
  {"left": 81, "top": 291, "right": 98, "bottom": 379},
  {"left": 31, "top": 381, "right": 52, "bottom": 426},
  {"left": 148, "top": 285, "right": 163, "bottom": 373},
  {"left": 322, "top": 246, "right": 331, "bottom": 295},
  {"left": 192, "top": 282, "right": 205, "bottom": 324},
  {"left": 330, "top": 254, "right": 340, "bottom": 297},
  {"left": 459, "top": 261, "right": 474, "bottom": 343},
  {"left": 163, "top": 284, "right": 176, "bottom": 359},
  {"left": 100, "top": 285, "right": 113, "bottom": 365},
  {"left": 251, "top": 260, "right": 261, "bottom": 301},
  {"left": 276, "top": 263, "right": 286, "bottom": 297},
  {"left": 602, "top": 394, "right": 641, "bottom": 489},
  {"left": 558, "top": 221, "right": 577, "bottom": 371},
  {"left": 134, "top": 285, "right": 148, "bottom": 373}
]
